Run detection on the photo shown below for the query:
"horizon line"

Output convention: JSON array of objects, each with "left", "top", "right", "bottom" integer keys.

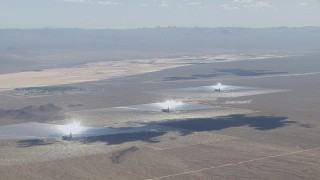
[{"left": 1, "top": 26, "right": 320, "bottom": 30}]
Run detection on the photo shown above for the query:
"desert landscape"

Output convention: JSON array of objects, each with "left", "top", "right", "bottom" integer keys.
[
  {"left": 1, "top": 44, "right": 320, "bottom": 179},
  {"left": 1, "top": 0, "right": 320, "bottom": 176}
]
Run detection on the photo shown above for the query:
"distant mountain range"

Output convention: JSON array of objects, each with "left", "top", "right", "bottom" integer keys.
[
  {"left": 1, "top": 27, "right": 320, "bottom": 52},
  {"left": 0, "top": 27, "right": 319, "bottom": 74}
]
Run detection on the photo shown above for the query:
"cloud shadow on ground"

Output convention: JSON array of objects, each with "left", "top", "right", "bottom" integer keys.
[
  {"left": 79, "top": 131, "right": 166, "bottom": 145},
  {"left": 76, "top": 114, "right": 296, "bottom": 145},
  {"left": 15, "top": 114, "right": 302, "bottom": 147},
  {"left": 164, "top": 68, "right": 286, "bottom": 81},
  {"left": 158, "top": 114, "right": 296, "bottom": 136},
  {"left": 17, "top": 139, "right": 55, "bottom": 147}
]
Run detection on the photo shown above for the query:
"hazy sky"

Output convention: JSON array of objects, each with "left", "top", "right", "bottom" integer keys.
[{"left": 1, "top": 0, "right": 320, "bottom": 29}]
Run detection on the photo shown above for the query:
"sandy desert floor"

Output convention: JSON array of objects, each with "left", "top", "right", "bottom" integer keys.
[{"left": 0, "top": 54, "right": 286, "bottom": 91}]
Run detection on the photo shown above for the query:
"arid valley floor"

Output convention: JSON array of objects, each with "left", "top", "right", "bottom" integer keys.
[{"left": 0, "top": 54, "right": 320, "bottom": 180}]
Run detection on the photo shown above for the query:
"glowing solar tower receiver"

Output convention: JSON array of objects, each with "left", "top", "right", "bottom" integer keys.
[
  {"left": 215, "top": 82, "right": 222, "bottom": 92},
  {"left": 159, "top": 99, "right": 182, "bottom": 112},
  {"left": 61, "top": 121, "right": 81, "bottom": 140}
]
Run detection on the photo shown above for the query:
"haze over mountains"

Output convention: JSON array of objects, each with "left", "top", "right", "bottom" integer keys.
[
  {"left": 1, "top": 27, "right": 320, "bottom": 52},
  {"left": 1, "top": 27, "right": 319, "bottom": 74}
]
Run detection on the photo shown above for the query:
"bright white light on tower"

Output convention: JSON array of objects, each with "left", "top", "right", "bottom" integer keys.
[
  {"left": 158, "top": 99, "right": 183, "bottom": 109},
  {"left": 59, "top": 121, "right": 84, "bottom": 135},
  {"left": 211, "top": 82, "right": 225, "bottom": 91}
]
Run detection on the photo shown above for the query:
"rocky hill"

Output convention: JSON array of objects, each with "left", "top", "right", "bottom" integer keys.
[{"left": 0, "top": 104, "right": 64, "bottom": 125}]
